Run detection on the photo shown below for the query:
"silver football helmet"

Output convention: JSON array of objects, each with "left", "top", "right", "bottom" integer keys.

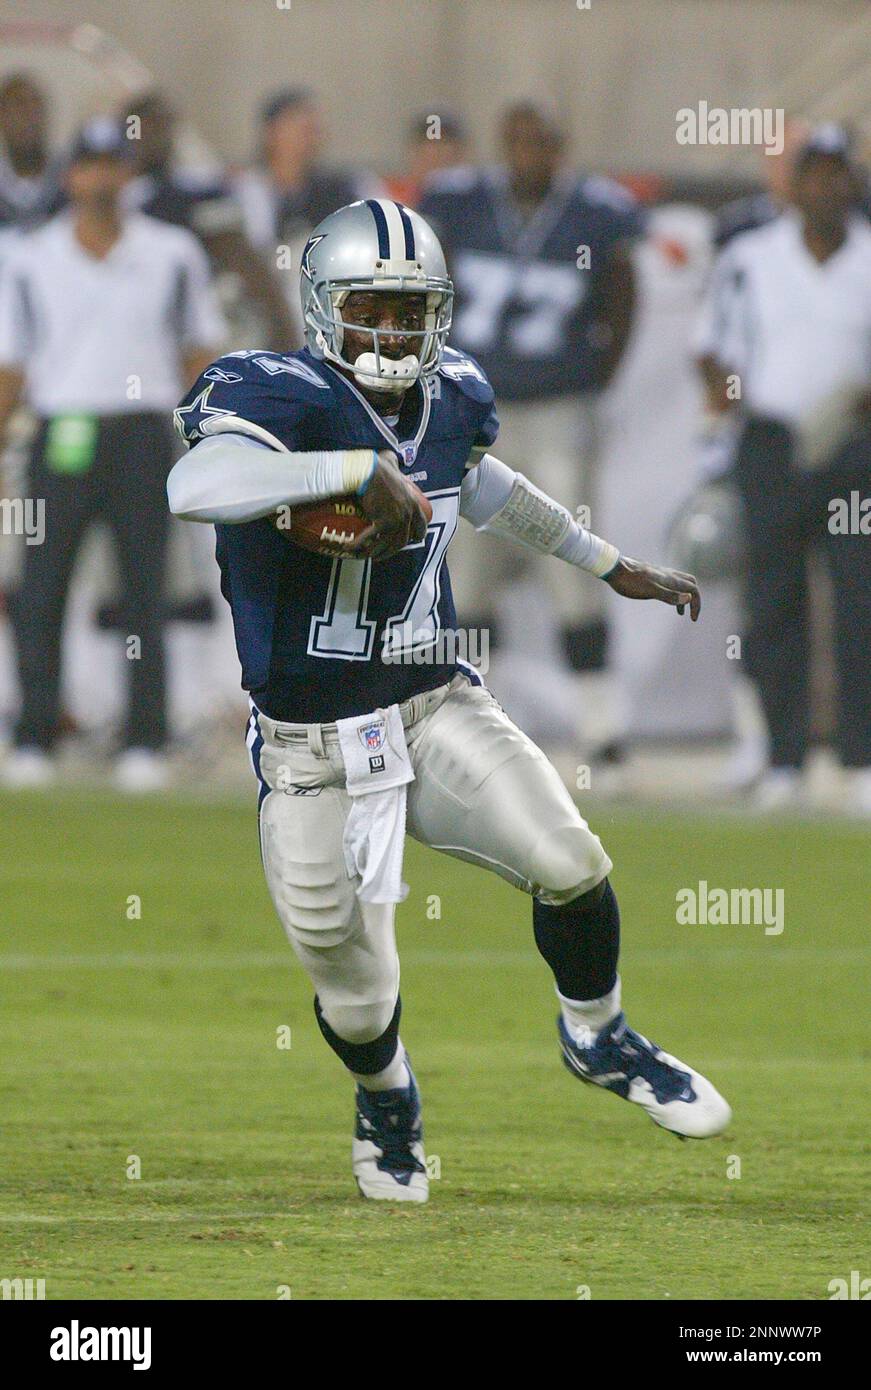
[{"left": 299, "top": 199, "right": 453, "bottom": 392}]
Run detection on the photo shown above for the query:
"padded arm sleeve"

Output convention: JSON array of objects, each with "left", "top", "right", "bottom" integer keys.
[
  {"left": 167, "top": 432, "right": 377, "bottom": 524},
  {"left": 459, "top": 452, "right": 620, "bottom": 577}
]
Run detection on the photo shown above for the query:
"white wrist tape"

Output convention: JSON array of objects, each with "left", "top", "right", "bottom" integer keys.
[
  {"left": 343, "top": 451, "right": 378, "bottom": 493},
  {"left": 554, "top": 526, "right": 621, "bottom": 578}
]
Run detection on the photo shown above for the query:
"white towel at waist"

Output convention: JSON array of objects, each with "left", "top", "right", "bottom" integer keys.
[{"left": 336, "top": 704, "right": 415, "bottom": 904}]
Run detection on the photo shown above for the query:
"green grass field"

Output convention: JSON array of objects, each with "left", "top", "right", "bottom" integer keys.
[{"left": 1, "top": 788, "right": 868, "bottom": 1300}]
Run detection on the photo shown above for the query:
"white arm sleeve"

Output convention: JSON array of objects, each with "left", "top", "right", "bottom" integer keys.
[
  {"left": 459, "top": 452, "right": 620, "bottom": 578},
  {"left": 166, "top": 432, "right": 376, "bottom": 524}
]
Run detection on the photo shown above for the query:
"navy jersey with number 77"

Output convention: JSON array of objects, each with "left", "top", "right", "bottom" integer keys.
[
  {"left": 419, "top": 166, "right": 643, "bottom": 401},
  {"left": 174, "top": 345, "right": 499, "bottom": 722}
]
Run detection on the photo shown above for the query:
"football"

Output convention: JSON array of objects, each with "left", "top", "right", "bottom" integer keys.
[{"left": 279, "top": 485, "right": 432, "bottom": 558}]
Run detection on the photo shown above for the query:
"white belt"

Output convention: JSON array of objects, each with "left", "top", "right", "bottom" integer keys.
[{"left": 255, "top": 679, "right": 455, "bottom": 751}]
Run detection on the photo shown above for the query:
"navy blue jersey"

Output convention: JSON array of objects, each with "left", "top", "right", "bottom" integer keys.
[
  {"left": 130, "top": 170, "right": 241, "bottom": 239},
  {"left": 712, "top": 191, "right": 779, "bottom": 251},
  {"left": 0, "top": 155, "right": 65, "bottom": 233},
  {"left": 174, "top": 346, "right": 498, "bottom": 722},
  {"left": 419, "top": 166, "right": 644, "bottom": 401},
  {"left": 275, "top": 170, "right": 371, "bottom": 243}
]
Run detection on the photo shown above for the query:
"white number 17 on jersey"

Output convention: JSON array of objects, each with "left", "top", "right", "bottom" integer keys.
[{"left": 307, "top": 491, "right": 459, "bottom": 661}]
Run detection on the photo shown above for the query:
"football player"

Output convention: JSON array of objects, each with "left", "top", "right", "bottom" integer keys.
[
  {"left": 168, "top": 198, "right": 730, "bottom": 1203},
  {"left": 418, "top": 100, "right": 642, "bottom": 673}
]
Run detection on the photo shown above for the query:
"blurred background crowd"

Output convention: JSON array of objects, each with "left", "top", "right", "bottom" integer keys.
[{"left": 0, "top": 0, "right": 869, "bottom": 813}]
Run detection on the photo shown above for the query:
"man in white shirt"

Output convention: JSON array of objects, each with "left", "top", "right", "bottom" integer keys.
[
  {"left": 696, "top": 126, "right": 871, "bottom": 812},
  {"left": 0, "top": 118, "right": 225, "bottom": 790}
]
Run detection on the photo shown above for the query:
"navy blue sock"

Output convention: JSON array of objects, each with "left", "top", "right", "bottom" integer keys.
[
  {"left": 313, "top": 994, "right": 402, "bottom": 1075},
  {"left": 533, "top": 878, "right": 620, "bottom": 1000}
]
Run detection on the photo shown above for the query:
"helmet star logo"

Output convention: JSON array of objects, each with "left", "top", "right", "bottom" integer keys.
[{"left": 301, "top": 233, "right": 326, "bottom": 282}]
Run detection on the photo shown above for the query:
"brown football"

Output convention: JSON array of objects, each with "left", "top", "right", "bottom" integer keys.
[{"left": 278, "top": 485, "right": 432, "bottom": 559}]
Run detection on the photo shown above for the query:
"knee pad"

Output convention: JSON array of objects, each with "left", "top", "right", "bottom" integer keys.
[
  {"left": 316, "top": 994, "right": 398, "bottom": 1046},
  {"left": 290, "top": 903, "right": 400, "bottom": 1051},
  {"left": 315, "top": 994, "right": 402, "bottom": 1072},
  {"left": 530, "top": 822, "right": 612, "bottom": 905}
]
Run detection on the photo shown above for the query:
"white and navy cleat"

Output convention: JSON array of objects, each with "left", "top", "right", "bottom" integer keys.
[
  {"left": 558, "top": 1012, "right": 732, "bottom": 1139},
  {"left": 353, "top": 1062, "right": 429, "bottom": 1202}
]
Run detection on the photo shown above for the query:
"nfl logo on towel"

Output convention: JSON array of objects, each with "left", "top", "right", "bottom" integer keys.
[{"left": 359, "top": 720, "right": 386, "bottom": 752}]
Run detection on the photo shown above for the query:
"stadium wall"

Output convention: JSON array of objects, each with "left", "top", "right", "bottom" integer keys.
[{"left": 2, "top": 0, "right": 863, "bottom": 174}]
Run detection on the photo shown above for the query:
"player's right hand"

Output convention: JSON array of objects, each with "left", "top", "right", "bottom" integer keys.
[{"left": 351, "top": 450, "right": 429, "bottom": 560}]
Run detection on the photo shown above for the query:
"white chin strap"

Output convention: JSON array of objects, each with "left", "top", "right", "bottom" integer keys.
[{"left": 352, "top": 352, "right": 420, "bottom": 392}]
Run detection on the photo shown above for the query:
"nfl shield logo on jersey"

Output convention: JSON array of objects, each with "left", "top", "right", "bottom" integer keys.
[
  {"left": 359, "top": 720, "right": 386, "bottom": 752},
  {"left": 400, "top": 441, "right": 417, "bottom": 467}
]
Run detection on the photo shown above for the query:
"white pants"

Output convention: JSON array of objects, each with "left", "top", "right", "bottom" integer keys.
[{"left": 253, "top": 674, "right": 612, "bottom": 1044}]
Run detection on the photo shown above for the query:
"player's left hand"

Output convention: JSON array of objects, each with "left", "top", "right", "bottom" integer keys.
[{"left": 604, "top": 556, "right": 701, "bottom": 620}]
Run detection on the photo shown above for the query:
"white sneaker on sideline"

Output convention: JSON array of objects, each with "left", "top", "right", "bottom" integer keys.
[
  {"left": 753, "top": 768, "right": 803, "bottom": 812},
  {"left": 717, "top": 732, "right": 769, "bottom": 793},
  {"left": 114, "top": 748, "right": 170, "bottom": 794},
  {"left": 846, "top": 768, "right": 871, "bottom": 817},
  {"left": 1, "top": 748, "right": 56, "bottom": 789}
]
